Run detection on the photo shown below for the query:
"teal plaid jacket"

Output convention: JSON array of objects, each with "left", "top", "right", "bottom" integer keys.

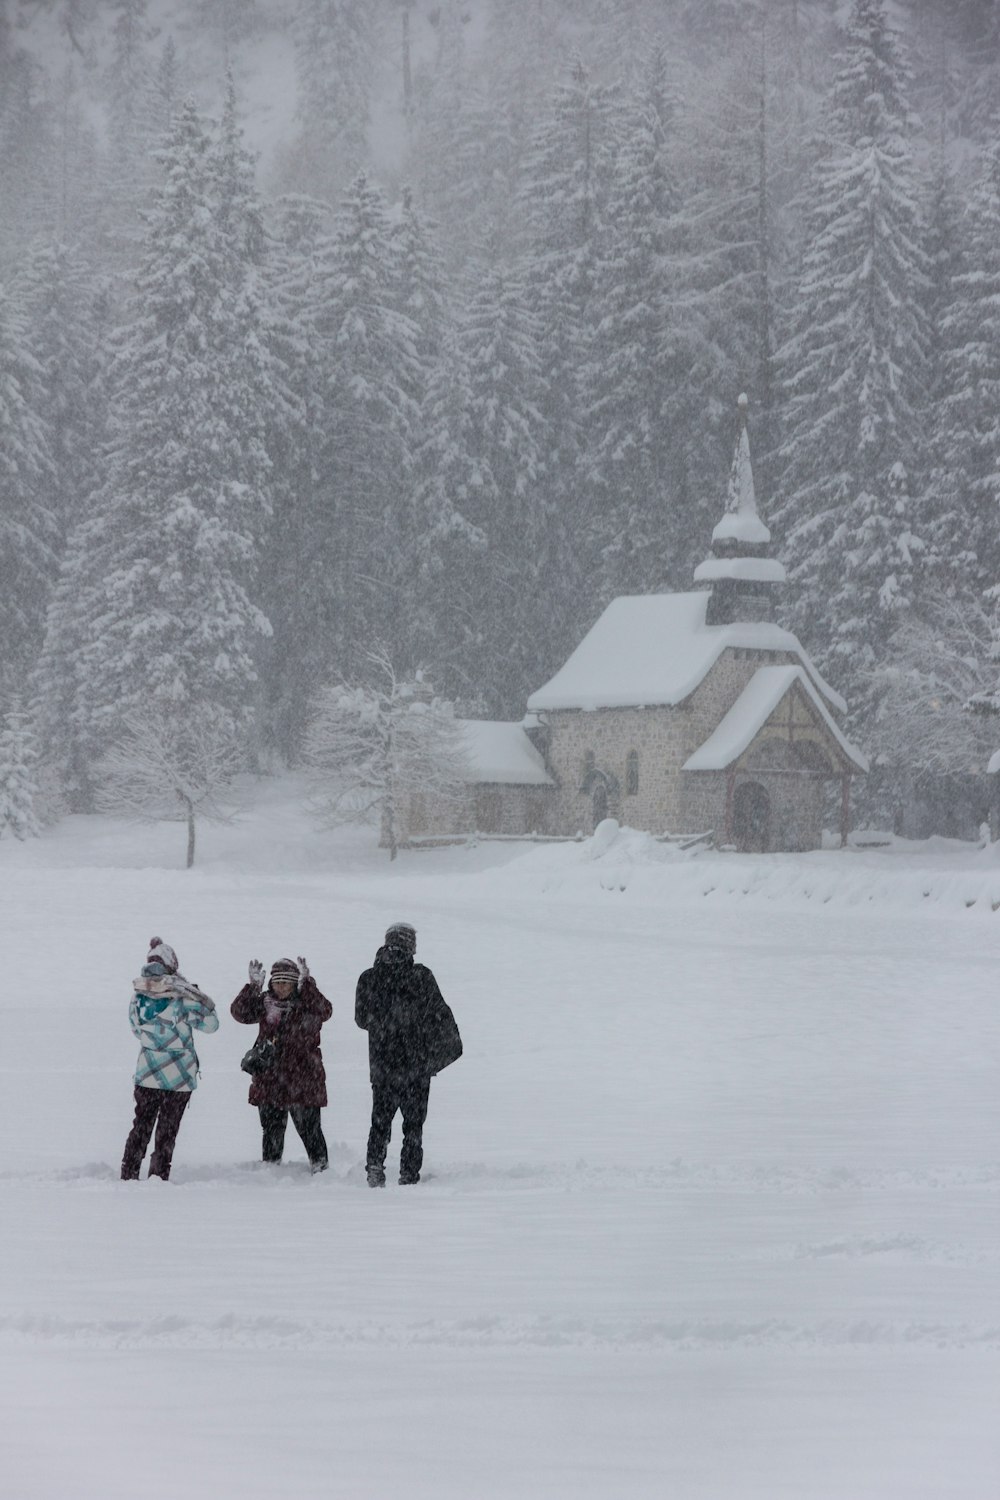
[{"left": 129, "top": 978, "right": 219, "bottom": 1091}]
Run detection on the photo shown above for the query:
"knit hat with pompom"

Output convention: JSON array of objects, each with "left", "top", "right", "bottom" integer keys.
[{"left": 146, "top": 937, "right": 178, "bottom": 974}]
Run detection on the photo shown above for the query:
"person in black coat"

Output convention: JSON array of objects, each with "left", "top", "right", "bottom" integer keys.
[{"left": 355, "top": 922, "right": 462, "bottom": 1187}]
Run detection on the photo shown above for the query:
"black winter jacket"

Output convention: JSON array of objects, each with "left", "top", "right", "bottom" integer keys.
[{"left": 355, "top": 946, "right": 462, "bottom": 1083}]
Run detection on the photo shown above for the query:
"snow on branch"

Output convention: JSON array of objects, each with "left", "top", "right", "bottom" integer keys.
[
  {"left": 872, "top": 588, "right": 999, "bottom": 774},
  {"left": 304, "top": 643, "right": 470, "bottom": 860},
  {"left": 95, "top": 709, "right": 244, "bottom": 867}
]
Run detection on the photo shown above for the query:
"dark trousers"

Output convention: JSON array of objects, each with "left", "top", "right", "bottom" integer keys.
[
  {"left": 258, "top": 1105, "right": 328, "bottom": 1166},
  {"left": 366, "top": 1075, "right": 431, "bottom": 1179},
  {"left": 121, "top": 1086, "right": 191, "bottom": 1180}
]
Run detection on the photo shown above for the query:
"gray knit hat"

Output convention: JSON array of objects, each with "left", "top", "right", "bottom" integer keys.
[
  {"left": 270, "top": 957, "right": 299, "bottom": 984},
  {"left": 384, "top": 922, "right": 416, "bottom": 954}
]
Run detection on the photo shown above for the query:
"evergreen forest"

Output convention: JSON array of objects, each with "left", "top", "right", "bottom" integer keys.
[{"left": 2, "top": 0, "right": 1000, "bottom": 828}]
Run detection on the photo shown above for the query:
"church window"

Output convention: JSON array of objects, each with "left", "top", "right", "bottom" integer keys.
[{"left": 626, "top": 750, "right": 639, "bottom": 795}]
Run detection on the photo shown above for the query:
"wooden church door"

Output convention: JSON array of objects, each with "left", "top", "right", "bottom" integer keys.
[{"left": 733, "top": 781, "right": 771, "bottom": 852}]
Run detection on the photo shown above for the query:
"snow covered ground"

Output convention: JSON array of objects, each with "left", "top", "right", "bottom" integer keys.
[{"left": 1, "top": 782, "right": 998, "bottom": 1498}]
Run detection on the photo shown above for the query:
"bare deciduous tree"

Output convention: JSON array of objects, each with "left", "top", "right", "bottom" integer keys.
[
  {"left": 95, "top": 710, "right": 244, "bottom": 868},
  {"left": 304, "top": 644, "right": 469, "bottom": 860}
]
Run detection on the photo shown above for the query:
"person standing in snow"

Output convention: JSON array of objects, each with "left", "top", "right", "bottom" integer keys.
[
  {"left": 231, "top": 957, "right": 332, "bottom": 1173},
  {"left": 355, "top": 923, "right": 462, "bottom": 1188},
  {"left": 121, "top": 938, "right": 219, "bottom": 1181}
]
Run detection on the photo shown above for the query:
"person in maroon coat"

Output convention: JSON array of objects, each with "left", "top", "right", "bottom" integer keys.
[{"left": 231, "top": 956, "right": 333, "bottom": 1172}]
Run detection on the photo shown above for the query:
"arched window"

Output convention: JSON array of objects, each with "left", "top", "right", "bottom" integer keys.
[{"left": 626, "top": 750, "right": 639, "bottom": 795}]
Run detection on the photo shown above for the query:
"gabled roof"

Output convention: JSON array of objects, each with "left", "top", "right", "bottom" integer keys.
[
  {"left": 526, "top": 592, "right": 846, "bottom": 715},
  {"left": 683, "top": 665, "right": 868, "bottom": 773},
  {"left": 458, "top": 720, "right": 553, "bottom": 786}
]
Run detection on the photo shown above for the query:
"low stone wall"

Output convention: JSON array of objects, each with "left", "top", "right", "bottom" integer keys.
[
  {"left": 398, "top": 784, "right": 555, "bottom": 841},
  {"left": 679, "top": 771, "right": 728, "bottom": 842}
]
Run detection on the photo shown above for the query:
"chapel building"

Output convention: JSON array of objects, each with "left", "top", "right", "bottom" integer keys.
[{"left": 404, "top": 396, "right": 867, "bottom": 852}]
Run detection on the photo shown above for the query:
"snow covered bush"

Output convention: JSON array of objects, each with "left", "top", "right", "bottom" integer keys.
[{"left": 304, "top": 645, "right": 470, "bottom": 860}]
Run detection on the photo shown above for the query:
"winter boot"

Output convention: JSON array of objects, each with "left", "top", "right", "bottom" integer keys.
[
  {"left": 398, "top": 1170, "right": 420, "bottom": 1186},
  {"left": 366, "top": 1165, "right": 386, "bottom": 1188}
]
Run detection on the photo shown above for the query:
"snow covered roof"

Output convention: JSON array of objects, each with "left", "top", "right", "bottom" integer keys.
[
  {"left": 458, "top": 720, "right": 553, "bottom": 785},
  {"left": 526, "top": 592, "right": 846, "bottom": 715},
  {"left": 683, "top": 665, "right": 868, "bottom": 774},
  {"left": 692, "top": 557, "right": 787, "bottom": 585}
]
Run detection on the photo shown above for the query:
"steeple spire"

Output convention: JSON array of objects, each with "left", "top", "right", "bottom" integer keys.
[
  {"left": 713, "top": 393, "right": 770, "bottom": 552},
  {"left": 694, "top": 393, "right": 786, "bottom": 623}
]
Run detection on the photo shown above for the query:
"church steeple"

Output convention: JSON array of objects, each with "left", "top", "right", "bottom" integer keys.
[{"left": 694, "top": 393, "right": 786, "bottom": 624}]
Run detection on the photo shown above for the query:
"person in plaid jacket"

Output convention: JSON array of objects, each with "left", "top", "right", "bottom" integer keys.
[{"left": 120, "top": 937, "right": 219, "bottom": 1181}]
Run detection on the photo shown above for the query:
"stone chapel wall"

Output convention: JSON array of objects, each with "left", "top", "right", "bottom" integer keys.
[{"left": 540, "top": 647, "right": 797, "bottom": 834}]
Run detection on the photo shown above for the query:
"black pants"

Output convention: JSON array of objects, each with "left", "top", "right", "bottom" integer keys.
[
  {"left": 366, "top": 1075, "right": 431, "bottom": 1179},
  {"left": 121, "top": 1086, "right": 191, "bottom": 1180},
  {"left": 258, "top": 1105, "right": 328, "bottom": 1167}
]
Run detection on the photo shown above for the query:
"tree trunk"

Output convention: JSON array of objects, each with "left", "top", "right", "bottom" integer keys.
[
  {"left": 756, "top": 12, "right": 773, "bottom": 493},
  {"left": 402, "top": 4, "right": 413, "bottom": 120},
  {"left": 185, "top": 801, "right": 196, "bottom": 868},
  {"left": 790, "top": 0, "right": 802, "bottom": 104},
  {"left": 840, "top": 776, "right": 850, "bottom": 849}
]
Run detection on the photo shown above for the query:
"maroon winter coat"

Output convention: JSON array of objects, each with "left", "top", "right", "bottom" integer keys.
[{"left": 231, "top": 978, "right": 333, "bottom": 1108}]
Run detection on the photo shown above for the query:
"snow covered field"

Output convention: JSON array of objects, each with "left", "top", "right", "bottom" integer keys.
[{"left": 1, "top": 784, "right": 998, "bottom": 1499}]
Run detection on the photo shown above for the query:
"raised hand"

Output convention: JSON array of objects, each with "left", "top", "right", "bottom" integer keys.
[{"left": 248, "top": 959, "right": 266, "bottom": 989}]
